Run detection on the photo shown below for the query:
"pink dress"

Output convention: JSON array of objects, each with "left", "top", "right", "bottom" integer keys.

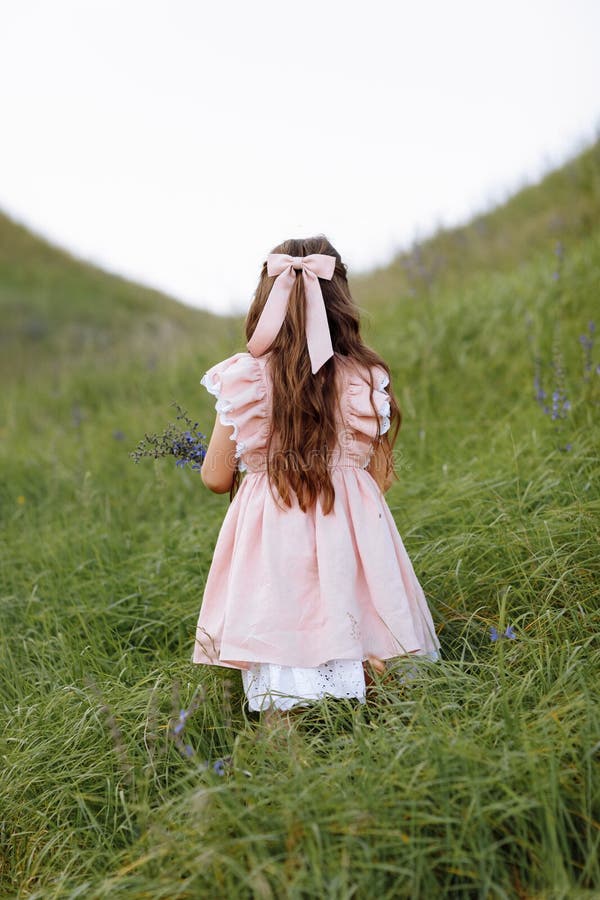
[{"left": 192, "top": 350, "right": 441, "bottom": 711}]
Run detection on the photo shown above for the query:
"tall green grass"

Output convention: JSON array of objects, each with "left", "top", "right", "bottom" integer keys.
[{"left": 1, "top": 143, "right": 599, "bottom": 897}]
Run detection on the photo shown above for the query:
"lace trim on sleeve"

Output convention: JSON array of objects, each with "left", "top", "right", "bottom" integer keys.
[
  {"left": 377, "top": 372, "right": 391, "bottom": 436},
  {"left": 200, "top": 372, "right": 248, "bottom": 470},
  {"left": 200, "top": 355, "right": 267, "bottom": 473}
]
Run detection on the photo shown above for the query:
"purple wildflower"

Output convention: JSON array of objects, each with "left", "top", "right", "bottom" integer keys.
[
  {"left": 490, "top": 625, "right": 516, "bottom": 642},
  {"left": 130, "top": 403, "right": 207, "bottom": 471},
  {"left": 579, "top": 325, "right": 595, "bottom": 382},
  {"left": 167, "top": 683, "right": 206, "bottom": 760},
  {"left": 172, "top": 709, "right": 188, "bottom": 735}
]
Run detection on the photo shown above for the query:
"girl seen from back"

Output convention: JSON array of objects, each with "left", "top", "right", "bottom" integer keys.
[{"left": 192, "top": 234, "right": 441, "bottom": 716}]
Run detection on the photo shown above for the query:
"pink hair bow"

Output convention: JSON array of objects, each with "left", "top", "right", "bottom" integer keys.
[{"left": 247, "top": 253, "right": 336, "bottom": 374}]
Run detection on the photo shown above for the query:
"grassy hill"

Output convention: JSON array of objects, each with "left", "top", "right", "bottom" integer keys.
[
  {"left": 1, "top": 141, "right": 599, "bottom": 898},
  {"left": 0, "top": 209, "right": 240, "bottom": 381}
]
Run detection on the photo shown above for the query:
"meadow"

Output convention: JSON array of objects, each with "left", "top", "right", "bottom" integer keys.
[{"left": 1, "top": 140, "right": 599, "bottom": 898}]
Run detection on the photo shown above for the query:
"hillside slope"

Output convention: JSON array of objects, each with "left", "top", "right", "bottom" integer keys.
[
  {"left": 351, "top": 138, "right": 600, "bottom": 309},
  {"left": 0, "top": 210, "right": 237, "bottom": 380}
]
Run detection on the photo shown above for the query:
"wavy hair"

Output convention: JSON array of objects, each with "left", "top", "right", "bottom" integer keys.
[{"left": 228, "top": 235, "right": 401, "bottom": 513}]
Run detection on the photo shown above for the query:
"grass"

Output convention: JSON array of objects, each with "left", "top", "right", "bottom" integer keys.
[{"left": 1, "top": 141, "right": 599, "bottom": 898}]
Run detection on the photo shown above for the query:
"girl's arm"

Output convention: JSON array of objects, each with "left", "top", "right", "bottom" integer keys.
[
  {"left": 200, "top": 413, "right": 238, "bottom": 494},
  {"left": 366, "top": 438, "right": 394, "bottom": 493}
]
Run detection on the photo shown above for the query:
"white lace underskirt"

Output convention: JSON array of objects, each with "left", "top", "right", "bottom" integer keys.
[{"left": 241, "top": 652, "right": 440, "bottom": 712}]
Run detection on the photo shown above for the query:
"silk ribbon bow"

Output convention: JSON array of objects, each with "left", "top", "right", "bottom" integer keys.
[{"left": 247, "top": 253, "right": 336, "bottom": 374}]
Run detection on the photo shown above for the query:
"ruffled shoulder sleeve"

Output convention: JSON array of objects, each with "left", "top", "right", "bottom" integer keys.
[
  {"left": 200, "top": 352, "right": 269, "bottom": 471},
  {"left": 342, "top": 360, "right": 391, "bottom": 441}
]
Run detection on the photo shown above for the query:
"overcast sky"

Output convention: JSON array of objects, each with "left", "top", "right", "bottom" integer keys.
[{"left": 1, "top": 0, "right": 599, "bottom": 315}]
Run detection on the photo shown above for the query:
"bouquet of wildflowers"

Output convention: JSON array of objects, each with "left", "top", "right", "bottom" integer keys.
[{"left": 129, "top": 401, "right": 207, "bottom": 471}]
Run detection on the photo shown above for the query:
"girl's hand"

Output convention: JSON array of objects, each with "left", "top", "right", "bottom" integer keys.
[{"left": 366, "top": 439, "right": 394, "bottom": 493}]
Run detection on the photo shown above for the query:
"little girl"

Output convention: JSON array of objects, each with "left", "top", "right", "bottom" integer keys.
[{"left": 192, "top": 235, "right": 441, "bottom": 714}]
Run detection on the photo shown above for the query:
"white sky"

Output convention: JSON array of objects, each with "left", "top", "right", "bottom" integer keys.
[{"left": 1, "top": 0, "right": 599, "bottom": 315}]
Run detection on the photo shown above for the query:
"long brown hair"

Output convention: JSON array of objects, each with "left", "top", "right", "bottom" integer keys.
[{"left": 229, "top": 235, "right": 401, "bottom": 512}]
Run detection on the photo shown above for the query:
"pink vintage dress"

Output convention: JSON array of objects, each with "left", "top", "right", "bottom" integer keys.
[{"left": 192, "top": 350, "right": 441, "bottom": 711}]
